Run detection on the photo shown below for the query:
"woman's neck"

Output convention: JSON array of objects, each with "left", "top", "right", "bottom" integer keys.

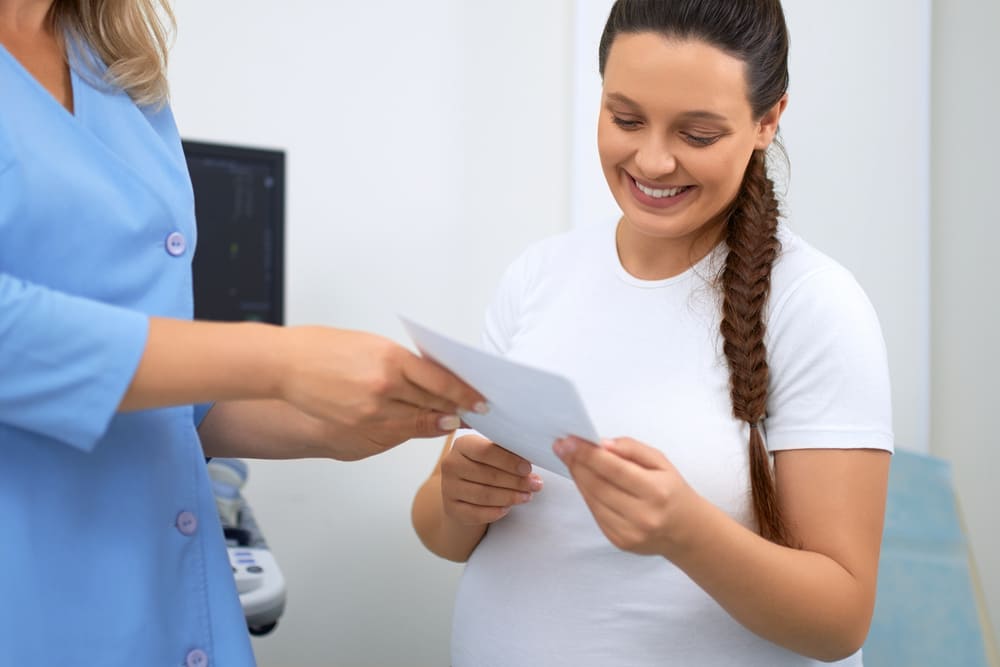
[
  {"left": 615, "top": 217, "right": 727, "bottom": 281},
  {"left": 0, "top": 0, "right": 73, "bottom": 114},
  {"left": 0, "top": 1, "right": 55, "bottom": 33}
]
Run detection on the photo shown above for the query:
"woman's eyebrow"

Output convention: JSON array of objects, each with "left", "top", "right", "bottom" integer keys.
[
  {"left": 604, "top": 92, "right": 641, "bottom": 108},
  {"left": 676, "top": 110, "right": 730, "bottom": 122}
]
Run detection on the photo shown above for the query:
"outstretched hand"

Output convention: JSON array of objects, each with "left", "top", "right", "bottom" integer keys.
[
  {"left": 553, "top": 436, "right": 698, "bottom": 557},
  {"left": 281, "top": 326, "right": 485, "bottom": 430},
  {"left": 200, "top": 327, "right": 488, "bottom": 462},
  {"left": 315, "top": 407, "right": 467, "bottom": 461}
]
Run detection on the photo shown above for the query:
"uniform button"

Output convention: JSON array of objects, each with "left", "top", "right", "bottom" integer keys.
[
  {"left": 176, "top": 510, "right": 198, "bottom": 536},
  {"left": 165, "top": 231, "right": 187, "bottom": 256},
  {"left": 186, "top": 648, "right": 208, "bottom": 667}
]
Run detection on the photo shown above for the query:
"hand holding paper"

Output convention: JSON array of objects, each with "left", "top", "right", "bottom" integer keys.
[{"left": 401, "top": 317, "right": 600, "bottom": 477}]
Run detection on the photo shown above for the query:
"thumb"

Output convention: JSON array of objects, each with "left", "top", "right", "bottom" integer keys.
[
  {"left": 413, "top": 411, "right": 462, "bottom": 438},
  {"left": 601, "top": 437, "right": 668, "bottom": 470}
]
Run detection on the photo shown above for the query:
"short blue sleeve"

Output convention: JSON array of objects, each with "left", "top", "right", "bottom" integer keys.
[
  {"left": 0, "top": 272, "right": 148, "bottom": 451},
  {"left": 194, "top": 402, "right": 215, "bottom": 428}
]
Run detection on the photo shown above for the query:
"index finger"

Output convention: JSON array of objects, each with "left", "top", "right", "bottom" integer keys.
[
  {"left": 556, "top": 436, "right": 642, "bottom": 496},
  {"left": 457, "top": 437, "right": 533, "bottom": 476},
  {"left": 402, "top": 353, "right": 487, "bottom": 414}
]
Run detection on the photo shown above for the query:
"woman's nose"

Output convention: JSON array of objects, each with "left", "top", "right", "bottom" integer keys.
[{"left": 634, "top": 135, "right": 677, "bottom": 179}]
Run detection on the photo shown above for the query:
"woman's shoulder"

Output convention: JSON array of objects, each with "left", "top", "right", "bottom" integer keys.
[
  {"left": 772, "top": 225, "right": 866, "bottom": 296},
  {"left": 504, "top": 222, "right": 610, "bottom": 280},
  {"left": 523, "top": 222, "right": 608, "bottom": 259},
  {"left": 769, "top": 224, "right": 880, "bottom": 330},
  {"left": 772, "top": 225, "right": 848, "bottom": 283}
]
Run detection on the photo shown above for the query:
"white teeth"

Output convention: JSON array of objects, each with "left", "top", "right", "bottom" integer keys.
[{"left": 635, "top": 180, "right": 686, "bottom": 198}]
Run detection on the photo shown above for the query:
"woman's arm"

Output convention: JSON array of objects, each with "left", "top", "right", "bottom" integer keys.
[
  {"left": 555, "top": 437, "right": 890, "bottom": 662},
  {"left": 412, "top": 436, "right": 488, "bottom": 562},
  {"left": 198, "top": 399, "right": 457, "bottom": 461},
  {"left": 122, "top": 317, "right": 484, "bottom": 426},
  {"left": 674, "top": 447, "right": 889, "bottom": 661},
  {"left": 121, "top": 318, "right": 284, "bottom": 410}
]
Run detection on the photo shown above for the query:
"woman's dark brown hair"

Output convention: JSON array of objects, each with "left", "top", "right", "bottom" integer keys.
[{"left": 599, "top": 0, "right": 792, "bottom": 545}]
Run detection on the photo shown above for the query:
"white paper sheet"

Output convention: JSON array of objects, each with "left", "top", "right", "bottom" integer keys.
[{"left": 401, "top": 317, "right": 599, "bottom": 477}]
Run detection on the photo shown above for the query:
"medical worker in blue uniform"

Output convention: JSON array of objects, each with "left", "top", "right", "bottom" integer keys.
[{"left": 0, "top": 2, "right": 485, "bottom": 665}]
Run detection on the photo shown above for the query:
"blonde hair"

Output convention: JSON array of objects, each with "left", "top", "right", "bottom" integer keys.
[{"left": 49, "top": 0, "right": 175, "bottom": 108}]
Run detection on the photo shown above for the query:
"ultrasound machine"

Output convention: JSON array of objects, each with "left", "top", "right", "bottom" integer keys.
[{"left": 183, "top": 140, "right": 288, "bottom": 636}]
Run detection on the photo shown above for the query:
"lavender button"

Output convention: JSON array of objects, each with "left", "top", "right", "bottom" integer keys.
[
  {"left": 175, "top": 510, "right": 198, "bottom": 536},
  {"left": 185, "top": 648, "right": 208, "bottom": 667},
  {"left": 165, "top": 231, "right": 187, "bottom": 257}
]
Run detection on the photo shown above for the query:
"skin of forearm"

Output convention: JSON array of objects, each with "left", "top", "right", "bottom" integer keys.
[
  {"left": 198, "top": 399, "right": 332, "bottom": 460},
  {"left": 120, "top": 317, "right": 286, "bottom": 411},
  {"left": 412, "top": 474, "right": 488, "bottom": 562},
  {"left": 667, "top": 496, "right": 873, "bottom": 662}
]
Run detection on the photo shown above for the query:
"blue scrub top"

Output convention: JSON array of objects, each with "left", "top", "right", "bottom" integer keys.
[{"left": 0, "top": 44, "right": 255, "bottom": 666}]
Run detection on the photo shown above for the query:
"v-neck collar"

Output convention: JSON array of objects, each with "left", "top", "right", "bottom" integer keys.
[
  {"left": 0, "top": 40, "right": 78, "bottom": 119},
  {"left": 1, "top": 38, "right": 191, "bottom": 231}
]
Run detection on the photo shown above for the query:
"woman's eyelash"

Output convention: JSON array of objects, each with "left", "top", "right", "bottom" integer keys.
[
  {"left": 611, "top": 115, "right": 640, "bottom": 129},
  {"left": 611, "top": 116, "right": 722, "bottom": 147},
  {"left": 682, "top": 133, "right": 722, "bottom": 146}
]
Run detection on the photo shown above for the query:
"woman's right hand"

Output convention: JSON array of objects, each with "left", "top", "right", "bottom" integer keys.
[
  {"left": 279, "top": 326, "right": 485, "bottom": 429},
  {"left": 123, "top": 319, "right": 483, "bottom": 455},
  {"left": 440, "top": 434, "right": 543, "bottom": 525}
]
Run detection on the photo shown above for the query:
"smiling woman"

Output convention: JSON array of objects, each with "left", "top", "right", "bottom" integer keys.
[
  {"left": 412, "top": 1, "right": 893, "bottom": 665},
  {"left": 598, "top": 35, "right": 785, "bottom": 281}
]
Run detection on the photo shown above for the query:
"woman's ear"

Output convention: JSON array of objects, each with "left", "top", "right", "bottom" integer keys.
[{"left": 755, "top": 93, "right": 788, "bottom": 150}]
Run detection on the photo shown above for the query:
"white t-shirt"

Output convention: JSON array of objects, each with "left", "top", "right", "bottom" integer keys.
[{"left": 450, "top": 221, "right": 893, "bottom": 667}]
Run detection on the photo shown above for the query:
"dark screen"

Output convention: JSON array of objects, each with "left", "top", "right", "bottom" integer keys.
[{"left": 182, "top": 141, "right": 285, "bottom": 325}]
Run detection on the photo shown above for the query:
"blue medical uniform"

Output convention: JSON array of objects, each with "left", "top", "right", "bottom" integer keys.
[{"left": 0, "top": 44, "right": 255, "bottom": 666}]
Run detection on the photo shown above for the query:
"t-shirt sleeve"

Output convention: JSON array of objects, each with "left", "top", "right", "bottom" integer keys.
[
  {"left": 481, "top": 247, "right": 533, "bottom": 356},
  {"left": 0, "top": 272, "right": 148, "bottom": 451},
  {"left": 763, "top": 266, "right": 894, "bottom": 453},
  {"left": 452, "top": 247, "right": 534, "bottom": 446}
]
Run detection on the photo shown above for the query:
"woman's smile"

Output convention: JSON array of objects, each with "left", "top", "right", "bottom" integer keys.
[{"left": 626, "top": 172, "right": 697, "bottom": 209}]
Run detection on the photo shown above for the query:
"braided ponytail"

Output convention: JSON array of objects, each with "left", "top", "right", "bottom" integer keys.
[
  {"left": 720, "top": 149, "right": 789, "bottom": 545},
  {"left": 597, "top": 0, "right": 792, "bottom": 544}
]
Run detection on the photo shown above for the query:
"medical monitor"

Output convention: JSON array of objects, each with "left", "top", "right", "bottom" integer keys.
[{"left": 182, "top": 140, "right": 285, "bottom": 325}]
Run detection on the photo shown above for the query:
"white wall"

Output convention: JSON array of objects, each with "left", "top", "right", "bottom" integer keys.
[
  {"left": 930, "top": 0, "right": 1000, "bottom": 649},
  {"left": 780, "top": 1, "right": 931, "bottom": 455},
  {"left": 169, "top": 2, "right": 571, "bottom": 665}
]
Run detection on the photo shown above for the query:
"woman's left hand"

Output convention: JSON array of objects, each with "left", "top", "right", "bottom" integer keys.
[{"left": 553, "top": 436, "right": 699, "bottom": 557}]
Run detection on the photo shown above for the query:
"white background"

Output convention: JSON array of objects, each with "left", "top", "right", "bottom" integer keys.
[{"left": 169, "top": 1, "right": 998, "bottom": 664}]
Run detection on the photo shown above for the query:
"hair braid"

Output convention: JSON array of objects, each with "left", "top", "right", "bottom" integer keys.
[{"left": 720, "top": 148, "right": 790, "bottom": 545}]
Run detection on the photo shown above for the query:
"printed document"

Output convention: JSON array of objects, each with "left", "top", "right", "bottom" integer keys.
[{"left": 401, "top": 317, "right": 599, "bottom": 477}]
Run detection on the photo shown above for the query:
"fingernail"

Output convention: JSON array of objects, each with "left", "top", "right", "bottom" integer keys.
[
  {"left": 517, "top": 462, "right": 532, "bottom": 475},
  {"left": 437, "top": 415, "right": 461, "bottom": 430},
  {"left": 517, "top": 493, "right": 532, "bottom": 503},
  {"left": 473, "top": 401, "right": 490, "bottom": 415},
  {"left": 553, "top": 438, "right": 576, "bottom": 457},
  {"left": 529, "top": 475, "right": 543, "bottom": 492}
]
